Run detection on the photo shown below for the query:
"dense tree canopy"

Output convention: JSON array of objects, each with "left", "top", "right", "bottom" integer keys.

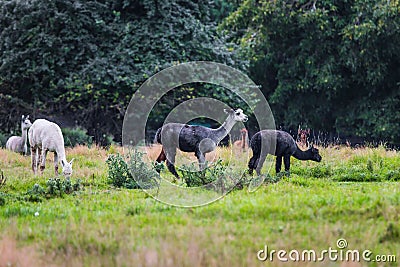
[
  {"left": 0, "top": 0, "right": 243, "bottom": 143},
  {"left": 0, "top": 0, "right": 399, "bottom": 144},
  {"left": 222, "top": 0, "right": 400, "bottom": 142}
]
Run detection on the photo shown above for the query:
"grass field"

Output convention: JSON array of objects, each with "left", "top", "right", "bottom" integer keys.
[{"left": 0, "top": 145, "right": 399, "bottom": 266}]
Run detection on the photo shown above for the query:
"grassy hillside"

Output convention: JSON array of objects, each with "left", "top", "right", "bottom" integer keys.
[{"left": 0, "top": 145, "right": 399, "bottom": 266}]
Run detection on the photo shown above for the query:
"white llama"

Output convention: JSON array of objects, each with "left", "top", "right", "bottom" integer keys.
[
  {"left": 6, "top": 115, "right": 32, "bottom": 155},
  {"left": 28, "top": 119, "right": 73, "bottom": 177}
]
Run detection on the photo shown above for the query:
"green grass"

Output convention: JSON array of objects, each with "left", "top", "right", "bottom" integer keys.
[{"left": 0, "top": 145, "right": 399, "bottom": 266}]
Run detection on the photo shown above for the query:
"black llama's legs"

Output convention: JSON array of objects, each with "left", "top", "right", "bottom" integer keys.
[
  {"left": 166, "top": 160, "right": 179, "bottom": 179},
  {"left": 164, "top": 148, "right": 179, "bottom": 179},
  {"left": 248, "top": 138, "right": 260, "bottom": 175},
  {"left": 275, "top": 156, "right": 282, "bottom": 174},
  {"left": 156, "top": 148, "right": 167, "bottom": 163},
  {"left": 283, "top": 155, "right": 291, "bottom": 174},
  {"left": 195, "top": 150, "right": 206, "bottom": 171},
  {"left": 255, "top": 152, "right": 267, "bottom": 176},
  {"left": 248, "top": 154, "right": 258, "bottom": 175}
]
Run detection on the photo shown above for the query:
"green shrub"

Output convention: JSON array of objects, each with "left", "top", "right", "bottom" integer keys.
[
  {"left": 106, "top": 153, "right": 132, "bottom": 188},
  {"left": 62, "top": 127, "right": 93, "bottom": 147},
  {"left": 46, "top": 178, "right": 81, "bottom": 196},
  {"left": 26, "top": 179, "right": 81, "bottom": 200},
  {"left": 180, "top": 159, "right": 229, "bottom": 189},
  {"left": 106, "top": 151, "right": 159, "bottom": 189}
]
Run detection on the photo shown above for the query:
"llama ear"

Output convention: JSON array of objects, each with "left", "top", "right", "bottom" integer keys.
[
  {"left": 26, "top": 115, "right": 30, "bottom": 119},
  {"left": 21, "top": 115, "right": 25, "bottom": 120},
  {"left": 224, "top": 108, "right": 234, "bottom": 114},
  {"left": 69, "top": 158, "right": 75, "bottom": 165}
]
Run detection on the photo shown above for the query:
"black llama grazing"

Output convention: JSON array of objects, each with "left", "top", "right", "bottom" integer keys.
[
  {"left": 155, "top": 108, "right": 248, "bottom": 179},
  {"left": 248, "top": 130, "right": 322, "bottom": 176}
]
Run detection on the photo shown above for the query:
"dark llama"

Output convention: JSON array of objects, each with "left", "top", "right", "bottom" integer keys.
[
  {"left": 248, "top": 130, "right": 322, "bottom": 176},
  {"left": 154, "top": 108, "right": 248, "bottom": 179}
]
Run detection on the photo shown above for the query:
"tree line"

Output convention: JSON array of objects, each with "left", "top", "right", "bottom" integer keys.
[{"left": 0, "top": 0, "right": 399, "bottom": 145}]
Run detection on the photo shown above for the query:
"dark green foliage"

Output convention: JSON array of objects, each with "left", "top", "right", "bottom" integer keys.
[
  {"left": 180, "top": 159, "right": 227, "bottom": 187},
  {"left": 106, "top": 153, "right": 135, "bottom": 188},
  {"left": 127, "top": 149, "right": 160, "bottom": 189},
  {"left": 106, "top": 151, "right": 159, "bottom": 189},
  {"left": 181, "top": 162, "right": 216, "bottom": 187},
  {"left": 62, "top": 127, "right": 93, "bottom": 147},
  {"left": 179, "top": 159, "right": 244, "bottom": 192},
  {"left": 45, "top": 178, "right": 80, "bottom": 196},
  {"left": 152, "top": 161, "right": 165, "bottom": 173},
  {"left": 222, "top": 0, "right": 400, "bottom": 142},
  {"left": 0, "top": 0, "right": 242, "bottom": 144},
  {"left": 0, "top": 179, "right": 81, "bottom": 204},
  {"left": 0, "top": 133, "right": 7, "bottom": 148},
  {"left": 25, "top": 179, "right": 81, "bottom": 202},
  {"left": 1, "top": 0, "right": 398, "bottom": 143}
]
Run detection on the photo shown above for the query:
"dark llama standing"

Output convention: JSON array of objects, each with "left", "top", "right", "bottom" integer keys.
[
  {"left": 154, "top": 108, "right": 248, "bottom": 179},
  {"left": 248, "top": 130, "right": 322, "bottom": 176}
]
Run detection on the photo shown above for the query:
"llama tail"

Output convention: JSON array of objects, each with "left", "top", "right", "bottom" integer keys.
[{"left": 154, "top": 128, "right": 162, "bottom": 144}]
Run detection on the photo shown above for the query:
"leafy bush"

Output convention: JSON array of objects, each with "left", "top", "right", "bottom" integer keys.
[
  {"left": 180, "top": 159, "right": 231, "bottom": 190},
  {"left": 62, "top": 127, "right": 93, "bottom": 147},
  {"left": 26, "top": 179, "right": 81, "bottom": 201},
  {"left": 106, "top": 150, "right": 159, "bottom": 189},
  {"left": 46, "top": 178, "right": 81, "bottom": 196},
  {"left": 106, "top": 153, "right": 135, "bottom": 188}
]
